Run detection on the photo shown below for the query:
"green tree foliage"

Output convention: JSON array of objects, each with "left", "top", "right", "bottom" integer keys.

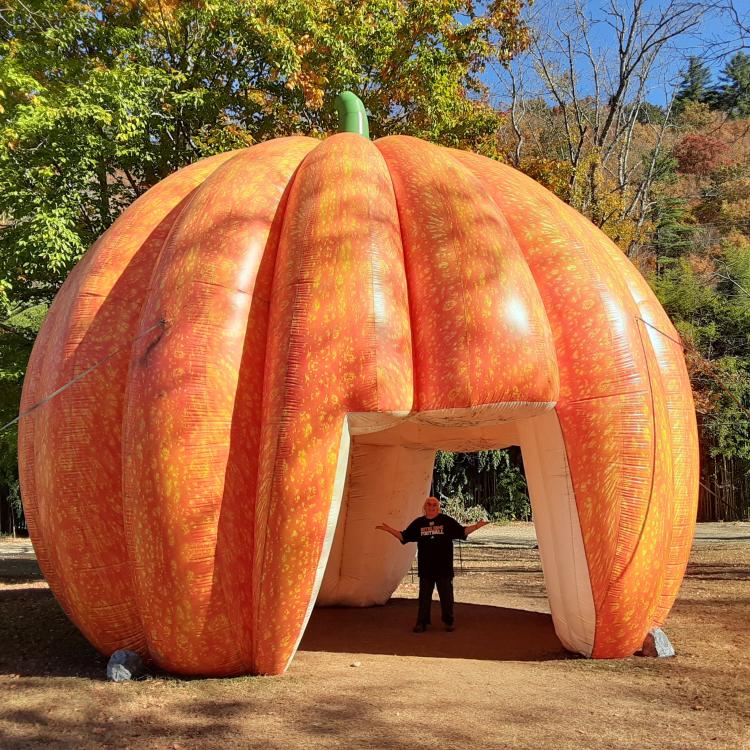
[
  {"left": 0, "top": 0, "right": 531, "bottom": 309},
  {"left": 634, "top": 101, "right": 667, "bottom": 126},
  {"left": 653, "top": 235, "right": 750, "bottom": 460},
  {"left": 648, "top": 107, "right": 750, "bottom": 519},
  {"left": 0, "top": 303, "right": 46, "bottom": 533},
  {"left": 715, "top": 51, "right": 750, "bottom": 119},
  {"left": 674, "top": 57, "right": 713, "bottom": 113},
  {"left": 646, "top": 152, "right": 696, "bottom": 268},
  {"left": 432, "top": 449, "right": 531, "bottom": 521},
  {"left": 651, "top": 195, "right": 695, "bottom": 269}
]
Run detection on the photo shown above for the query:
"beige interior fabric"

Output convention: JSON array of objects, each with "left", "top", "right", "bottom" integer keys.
[
  {"left": 310, "top": 405, "right": 596, "bottom": 657},
  {"left": 517, "top": 412, "right": 596, "bottom": 655},
  {"left": 316, "top": 440, "right": 433, "bottom": 606}
]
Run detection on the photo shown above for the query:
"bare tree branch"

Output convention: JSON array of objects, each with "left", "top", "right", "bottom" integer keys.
[{"left": 494, "top": 0, "right": 707, "bottom": 248}]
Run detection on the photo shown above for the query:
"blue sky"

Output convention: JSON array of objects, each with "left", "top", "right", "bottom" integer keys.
[{"left": 485, "top": 0, "right": 750, "bottom": 107}]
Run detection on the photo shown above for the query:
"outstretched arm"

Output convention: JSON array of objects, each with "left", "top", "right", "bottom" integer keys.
[
  {"left": 464, "top": 520, "right": 489, "bottom": 536},
  {"left": 375, "top": 523, "right": 404, "bottom": 542}
]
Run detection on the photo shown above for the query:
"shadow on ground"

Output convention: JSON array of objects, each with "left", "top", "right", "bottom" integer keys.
[
  {"left": 300, "top": 598, "right": 569, "bottom": 662},
  {"left": 0, "top": 587, "right": 104, "bottom": 678},
  {"left": 685, "top": 561, "right": 750, "bottom": 580},
  {"left": 0, "top": 557, "right": 42, "bottom": 584},
  {"left": 0, "top": 675, "right": 545, "bottom": 750},
  {"left": 0, "top": 584, "right": 568, "bottom": 682}
]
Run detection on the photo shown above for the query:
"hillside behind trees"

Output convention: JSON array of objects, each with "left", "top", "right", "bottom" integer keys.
[{"left": 491, "top": 3, "right": 750, "bottom": 520}]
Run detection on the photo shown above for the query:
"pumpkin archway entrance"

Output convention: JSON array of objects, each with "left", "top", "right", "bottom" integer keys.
[{"left": 316, "top": 408, "right": 594, "bottom": 659}]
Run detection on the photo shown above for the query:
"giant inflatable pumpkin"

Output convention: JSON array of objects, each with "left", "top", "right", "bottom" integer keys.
[{"left": 19, "top": 93, "right": 698, "bottom": 676}]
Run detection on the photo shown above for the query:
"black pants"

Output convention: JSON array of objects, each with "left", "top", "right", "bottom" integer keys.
[{"left": 417, "top": 575, "right": 454, "bottom": 626}]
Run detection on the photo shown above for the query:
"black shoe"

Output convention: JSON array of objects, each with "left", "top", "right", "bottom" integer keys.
[
  {"left": 413, "top": 623, "right": 427, "bottom": 633},
  {"left": 444, "top": 623, "right": 455, "bottom": 632}
]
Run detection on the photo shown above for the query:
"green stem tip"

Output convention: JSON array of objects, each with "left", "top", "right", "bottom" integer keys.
[{"left": 335, "top": 91, "right": 369, "bottom": 138}]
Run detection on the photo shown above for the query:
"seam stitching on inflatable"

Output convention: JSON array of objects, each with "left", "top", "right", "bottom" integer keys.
[
  {"left": 601, "top": 319, "right": 661, "bottom": 607},
  {"left": 374, "top": 139, "right": 418, "bottom": 410},
  {"left": 442, "top": 146, "right": 477, "bottom": 406},
  {"left": 252, "top": 149, "right": 315, "bottom": 670}
]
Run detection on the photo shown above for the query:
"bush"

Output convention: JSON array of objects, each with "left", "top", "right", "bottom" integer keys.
[
  {"left": 432, "top": 449, "right": 532, "bottom": 522},
  {"left": 439, "top": 492, "right": 488, "bottom": 525}
]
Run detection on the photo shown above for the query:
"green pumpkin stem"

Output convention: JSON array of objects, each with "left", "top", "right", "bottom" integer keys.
[{"left": 334, "top": 92, "right": 369, "bottom": 138}]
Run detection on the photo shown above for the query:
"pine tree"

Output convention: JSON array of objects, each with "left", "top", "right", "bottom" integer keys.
[
  {"left": 716, "top": 52, "right": 750, "bottom": 118},
  {"left": 652, "top": 195, "right": 695, "bottom": 270},
  {"left": 647, "top": 152, "right": 695, "bottom": 270},
  {"left": 674, "top": 57, "right": 713, "bottom": 113}
]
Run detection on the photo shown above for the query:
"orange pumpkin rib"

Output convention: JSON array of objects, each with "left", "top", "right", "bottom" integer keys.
[
  {"left": 451, "top": 150, "right": 668, "bottom": 656},
  {"left": 122, "top": 137, "right": 318, "bottom": 675},
  {"left": 557, "top": 205, "right": 698, "bottom": 626},
  {"left": 18, "top": 260, "right": 85, "bottom": 626},
  {"left": 544, "top": 199, "right": 675, "bottom": 656},
  {"left": 376, "top": 136, "right": 559, "bottom": 412},
  {"left": 648, "top": 334, "right": 699, "bottom": 624},
  {"left": 18, "top": 151, "right": 238, "bottom": 654},
  {"left": 254, "top": 133, "right": 413, "bottom": 674}
]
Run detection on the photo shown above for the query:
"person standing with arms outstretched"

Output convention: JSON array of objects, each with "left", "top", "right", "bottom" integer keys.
[{"left": 376, "top": 497, "right": 488, "bottom": 632}]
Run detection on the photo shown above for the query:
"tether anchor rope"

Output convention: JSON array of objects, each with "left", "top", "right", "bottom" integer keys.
[
  {"left": 4, "top": 314, "right": 749, "bottom": 432},
  {"left": 0, "top": 318, "right": 166, "bottom": 434},
  {"left": 636, "top": 316, "right": 750, "bottom": 422}
]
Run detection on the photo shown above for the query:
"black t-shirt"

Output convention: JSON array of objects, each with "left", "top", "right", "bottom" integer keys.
[{"left": 400, "top": 513, "right": 467, "bottom": 578}]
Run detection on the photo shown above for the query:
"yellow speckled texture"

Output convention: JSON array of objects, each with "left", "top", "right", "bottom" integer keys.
[
  {"left": 452, "top": 151, "right": 699, "bottom": 657},
  {"left": 19, "top": 134, "right": 698, "bottom": 675},
  {"left": 254, "top": 134, "right": 414, "bottom": 674},
  {"left": 376, "top": 137, "right": 559, "bottom": 410},
  {"left": 18, "top": 150, "right": 239, "bottom": 656}
]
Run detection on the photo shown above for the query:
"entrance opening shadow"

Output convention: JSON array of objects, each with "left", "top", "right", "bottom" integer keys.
[{"left": 298, "top": 599, "right": 570, "bottom": 662}]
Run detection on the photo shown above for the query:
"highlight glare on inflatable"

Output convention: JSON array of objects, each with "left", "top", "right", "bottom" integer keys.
[{"left": 19, "top": 93, "right": 699, "bottom": 676}]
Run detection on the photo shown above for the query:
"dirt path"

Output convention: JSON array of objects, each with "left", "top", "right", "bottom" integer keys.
[
  {"left": 4, "top": 520, "right": 748, "bottom": 560},
  {"left": 466, "top": 521, "right": 750, "bottom": 548},
  {"left": 0, "top": 526, "right": 748, "bottom": 749}
]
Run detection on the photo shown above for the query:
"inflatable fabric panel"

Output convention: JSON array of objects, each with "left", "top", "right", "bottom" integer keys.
[{"left": 19, "top": 133, "right": 698, "bottom": 675}]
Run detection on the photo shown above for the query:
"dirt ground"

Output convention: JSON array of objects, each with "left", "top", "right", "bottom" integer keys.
[{"left": 0, "top": 524, "right": 748, "bottom": 750}]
